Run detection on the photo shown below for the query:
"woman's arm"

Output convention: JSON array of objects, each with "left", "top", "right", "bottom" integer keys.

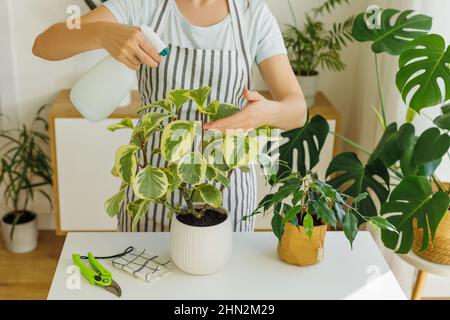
[
  {"left": 204, "top": 55, "right": 307, "bottom": 131},
  {"left": 32, "top": 6, "right": 160, "bottom": 70}
]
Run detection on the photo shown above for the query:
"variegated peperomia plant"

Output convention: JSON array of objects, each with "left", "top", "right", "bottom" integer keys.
[{"left": 104, "top": 86, "right": 274, "bottom": 230}]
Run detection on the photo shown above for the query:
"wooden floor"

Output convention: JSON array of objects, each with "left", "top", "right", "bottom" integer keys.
[{"left": 0, "top": 230, "right": 65, "bottom": 300}]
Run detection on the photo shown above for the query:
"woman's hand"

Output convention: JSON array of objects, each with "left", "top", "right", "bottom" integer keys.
[
  {"left": 98, "top": 22, "right": 162, "bottom": 70},
  {"left": 204, "top": 89, "right": 277, "bottom": 132}
]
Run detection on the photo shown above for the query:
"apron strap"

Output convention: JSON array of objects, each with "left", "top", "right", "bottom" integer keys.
[
  {"left": 228, "top": 0, "right": 252, "bottom": 89},
  {"left": 151, "top": 0, "right": 173, "bottom": 35}
]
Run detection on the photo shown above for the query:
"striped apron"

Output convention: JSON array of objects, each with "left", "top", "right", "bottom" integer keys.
[{"left": 118, "top": 0, "right": 257, "bottom": 232}]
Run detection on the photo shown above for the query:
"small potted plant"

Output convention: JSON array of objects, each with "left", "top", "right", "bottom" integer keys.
[
  {"left": 0, "top": 106, "right": 53, "bottom": 253},
  {"left": 246, "top": 170, "right": 395, "bottom": 266},
  {"left": 105, "top": 86, "right": 269, "bottom": 274},
  {"left": 283, "top": 0, "right": 354, "bottom": 107}
]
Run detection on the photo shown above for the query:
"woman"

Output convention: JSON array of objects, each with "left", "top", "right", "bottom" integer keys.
[{"left": 33, "top": 0, "right": 307, "bottom": 232}]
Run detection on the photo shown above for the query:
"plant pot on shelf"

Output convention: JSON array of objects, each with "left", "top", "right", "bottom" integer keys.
[
  {"left": 297, "top": 73, "right": 319, "bottom": 108},
  {"left": 1, "top": 211, "right": 38, "bottom": 254},
  {"left": 413, "top": 210, "right": 450, "bottom": 265},
  {"left": 170, "top": 205, "right": 232, "bottom": 275},
  {"left": 278, "top": 221, "right": 327, "bottom": 266}
]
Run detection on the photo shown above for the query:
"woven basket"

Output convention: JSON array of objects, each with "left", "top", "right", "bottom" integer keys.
[{"left": 413, "top": 210, "right": 450, "bottom": 265}]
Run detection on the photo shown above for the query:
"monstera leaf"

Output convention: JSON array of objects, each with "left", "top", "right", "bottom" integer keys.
[
  {"left": 352, "top": 9, "right": 432, "bottom": 55},
  {"left": 368, "top": 123, "right": 415, "bottom": 167},
  {"left": 381, "top": 176, "right": 449, "bottom": 254},
  {"left": 326, "top": 152, "right": 390, "bottom": 222},
  {"left": 276, "top": 115, "right": 329, "bottom": 178},
  {"left": 434, "top": 103, "right": 450, "bottom": 130},
  {"left": 400, "top": 127, "right": 450, "bottom": 177},
  {"left": 396, "top": 34, "right": 450, "bottom": 112}
]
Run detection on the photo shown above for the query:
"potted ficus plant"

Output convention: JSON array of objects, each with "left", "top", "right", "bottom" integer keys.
[
  {"left": 105, "top": 86, "right": 270, "bottom": 274},
  {"left": 246, "top": 170, "right": 395, "bottom": 266},
  {"left": 283, "top": 0, "right": 354, "bottom": 107},
  {"left": 0, "top": 106, "right": 53, "bottom": 253},
  {"left": 267, "top": 7, "right": 449, "bottom": 264}
]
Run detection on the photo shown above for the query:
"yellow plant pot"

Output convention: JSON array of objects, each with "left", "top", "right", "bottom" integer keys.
[
  {"left": 413, "top": 210, "right": 450, "bottom": 265},
  {"left": 277, "top": 222, "right": 327, "bottom": 266}
]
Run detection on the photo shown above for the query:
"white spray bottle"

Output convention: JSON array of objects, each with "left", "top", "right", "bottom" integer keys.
[{"left": 70, "top": 25, "right": 169, "bottom": 122}]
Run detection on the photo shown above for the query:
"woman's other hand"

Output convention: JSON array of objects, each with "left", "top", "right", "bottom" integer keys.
[
  {"left": 98, "top": 23, "right": 161, "bottom": 70},
  {"left": 204, "top": 89, "right": 276, "bottom": 132}
]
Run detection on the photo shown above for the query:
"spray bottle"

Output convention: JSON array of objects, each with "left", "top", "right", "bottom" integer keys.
[{"left": 70, "top": 25, "right": 169, "bottom": 122}]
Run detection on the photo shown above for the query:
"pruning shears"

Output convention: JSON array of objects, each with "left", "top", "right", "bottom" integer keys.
[{"left": 72, "top": 252, "right": 122, "bottom": 297}]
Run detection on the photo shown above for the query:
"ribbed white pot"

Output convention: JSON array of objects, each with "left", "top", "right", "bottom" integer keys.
[
  {"left": 170, "top": 207, "right": 232, "bottom": 275},
  {"left": 297, "top": 74, "right": 319, "bottom": 108},
  {"left": 1, "top": 213, "right": 38, "bottom": 254}
]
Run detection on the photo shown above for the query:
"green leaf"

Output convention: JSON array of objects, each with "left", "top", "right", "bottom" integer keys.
[
  {"left": 104, "top": 186, "right": 126, "bottom": 217},
  {"left": 137, "top": 99, "right": 173, "bottom": 115},
  {"left": 139, "top": 112, "right": 174, "bottom": 136},
  {"left": 282, "top": 205, "right": 301, "bottom": 225},
  {"left": 214, "top": 170, "right": 230, "bottom": 188},
  {"left": 115, "top": 145, "right": 140, "bottom": 184},
  {"left": 303, "top": 213, "right": 314, "bottom": 239},
  {"left": 292, "top": 190, "right": 304, "bottom": 206},
  {"left": 396, "top": 34, "right": 450, "bottom": 112},
  {"left": 176, "top": 152, "right": 207, "bottom": 185},
  {"left": 381, "top": 176, "right": 449, "bottom": 254},
  {"left": 343, "top": 211, "right": 358, "bottom": 248},
  {"left": 434, "top": 104, "right": 450, "bottom": 130},
  {"left": 369, "top": 216, "right": 397, "bottom": 233},
  {"left": 126, "top": 199, "right": 143, "bottom": 218},
  {"left": 210, "top": 103, "right": 240, "bottom": 121},
  {"left": 368, "top": 123, "right": 415, "bottom": 167},
  {"left": 194, "top": 184, "right": 222, "bottom": 208},
  {"left": 312, "top": 200, "right": 336, "bottom": 228},
  {"left": 271, "top": 213, "right": 284, "bottom": 241},
  {"left": 205, "top": 165, "right": 216, "bottom": 181},
  {"left": 168, "top": 89, "right": 190, "bottom": 111},
  {"left": 327, "top": 152, "right": 389, "bottom": 222},
  {"left": 187, "top": 86, "right": 211, "bottom": 108},
  {"left": 198, "top": 100, "right": 219, "bottom": 116},
  {"left": 334, "top": 202, "right": 346, "bottom": 223},
  {"left": 276, "top": 115, "right": 329, "bottom": 178},
  {"left": 352, "top": 9, "right": 432, "bottom": 55},
  {"left": 107, "top": 118, "right": 134, "bottom": 132},
  {"left": 400, "top": 128, "right": 450, "bottom": 177},
  {"left": 161, "top": 120, "right": 198, "bottom": 163},
  {"left": 131, "top": 200, "right": 150, "bottom": 232},
  {"left": 352, "top": 192, "right": 368, "bottom": 205},
  {"left": 132, "top": 166, "right": 168, "bottom": 200}
]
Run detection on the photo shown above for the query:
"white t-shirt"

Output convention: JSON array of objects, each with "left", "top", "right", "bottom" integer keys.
[{"left": 103, "top": 0, "right": 287, "bottom": 64}]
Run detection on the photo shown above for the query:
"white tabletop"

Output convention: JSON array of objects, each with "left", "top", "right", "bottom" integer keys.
[{"left": 48, "top": 231, "right": 406, "bottom": 300}]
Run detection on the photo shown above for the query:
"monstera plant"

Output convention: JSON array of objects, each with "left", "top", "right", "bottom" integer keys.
[{"left": 270, "top": 7, "right": 450, "bottom": 255}]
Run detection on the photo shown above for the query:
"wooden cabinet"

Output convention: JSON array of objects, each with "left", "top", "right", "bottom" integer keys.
[{"left": 49, "top": 90, "right": 340, "bottom": 234}]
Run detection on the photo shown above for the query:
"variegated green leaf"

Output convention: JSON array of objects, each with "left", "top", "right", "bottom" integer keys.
[
  {"left": 139, "top": 112, "right": 174, "bottom": 136},
  {"left": 115, "top": 144, "right": 140, "bottom": 184},
  {"left": 194, "top": 184, "right": 222, "bottom": 208},
  {"left": 131, "top": 200, "right": 150, "bottom": 231},
  {"left": 104, "top": 186, "right": 126, "bottom": 217},
  {"left": 205, "top": 165, "right": 216, "bottom": 181},
  {"left": 137, "top": 99, "right": 173, "bottom": 115},
  {"left": 161, "top": 120, "right": 198, "bottom": 163},
  {"left": 177, "top": 151, "right": 207, "bottom": 185},
  {"left": 133, "top": 165, "right": 168, "bottom": 200},
  {"left": 224, "top": 132, "right": 247, "bottom": 168},
  {"left": 107, "top": 118, "right": 134, "bottom": 132},
  {"left": 187, "top": 86, "right": 211, "bottom": 108},
  {"left": 198, "top": 100, "right": 219, "bottom": 116},
  {"left": 168, "top": 89, "right": 190, "bottom": 111},
  {"left": 210, "top": 103, "right": 240, "bottom": 121}
]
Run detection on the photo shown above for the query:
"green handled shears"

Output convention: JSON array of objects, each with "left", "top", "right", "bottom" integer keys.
[{"left": 72, "top": 252, "right": 122, "bottom": 297}]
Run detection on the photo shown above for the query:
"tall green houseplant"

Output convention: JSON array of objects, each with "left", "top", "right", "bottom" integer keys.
[{"left": 272, "top": 7, "right": 450, "bottom": 253}]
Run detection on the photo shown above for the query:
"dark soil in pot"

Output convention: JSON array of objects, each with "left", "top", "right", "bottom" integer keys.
[
  {"left": 177, "top": 209, "right": 227, "bottom": 227},
  {"left": 2, "top": 211, "right": 36, "bottom": 225}
]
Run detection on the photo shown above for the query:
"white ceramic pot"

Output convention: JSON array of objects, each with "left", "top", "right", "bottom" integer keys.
[
  {"left": 1, "top": 212, "right": 38, "bottom": 254},
  {"left": 297, "top": 74, "right": 319, "bottom": 108},
  {"left": 170, "top": 207, "right": 232, "bottom": 275}
]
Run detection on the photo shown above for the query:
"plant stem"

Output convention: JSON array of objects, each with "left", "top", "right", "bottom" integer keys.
[
  {"left": 329, "top": 131, "right": 371, "bottom": 155},
  {"left": 374, "top": 53, "right": 387, "bottom": 128}
]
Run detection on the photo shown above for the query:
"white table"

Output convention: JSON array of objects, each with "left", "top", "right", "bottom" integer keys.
[{"left": 48, "top": 231, "right": 406, "bottom": 300}]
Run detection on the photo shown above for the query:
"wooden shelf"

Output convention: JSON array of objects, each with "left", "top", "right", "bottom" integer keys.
[{"left": 50, "top": 90, "right": 340, "bottom": 122}]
